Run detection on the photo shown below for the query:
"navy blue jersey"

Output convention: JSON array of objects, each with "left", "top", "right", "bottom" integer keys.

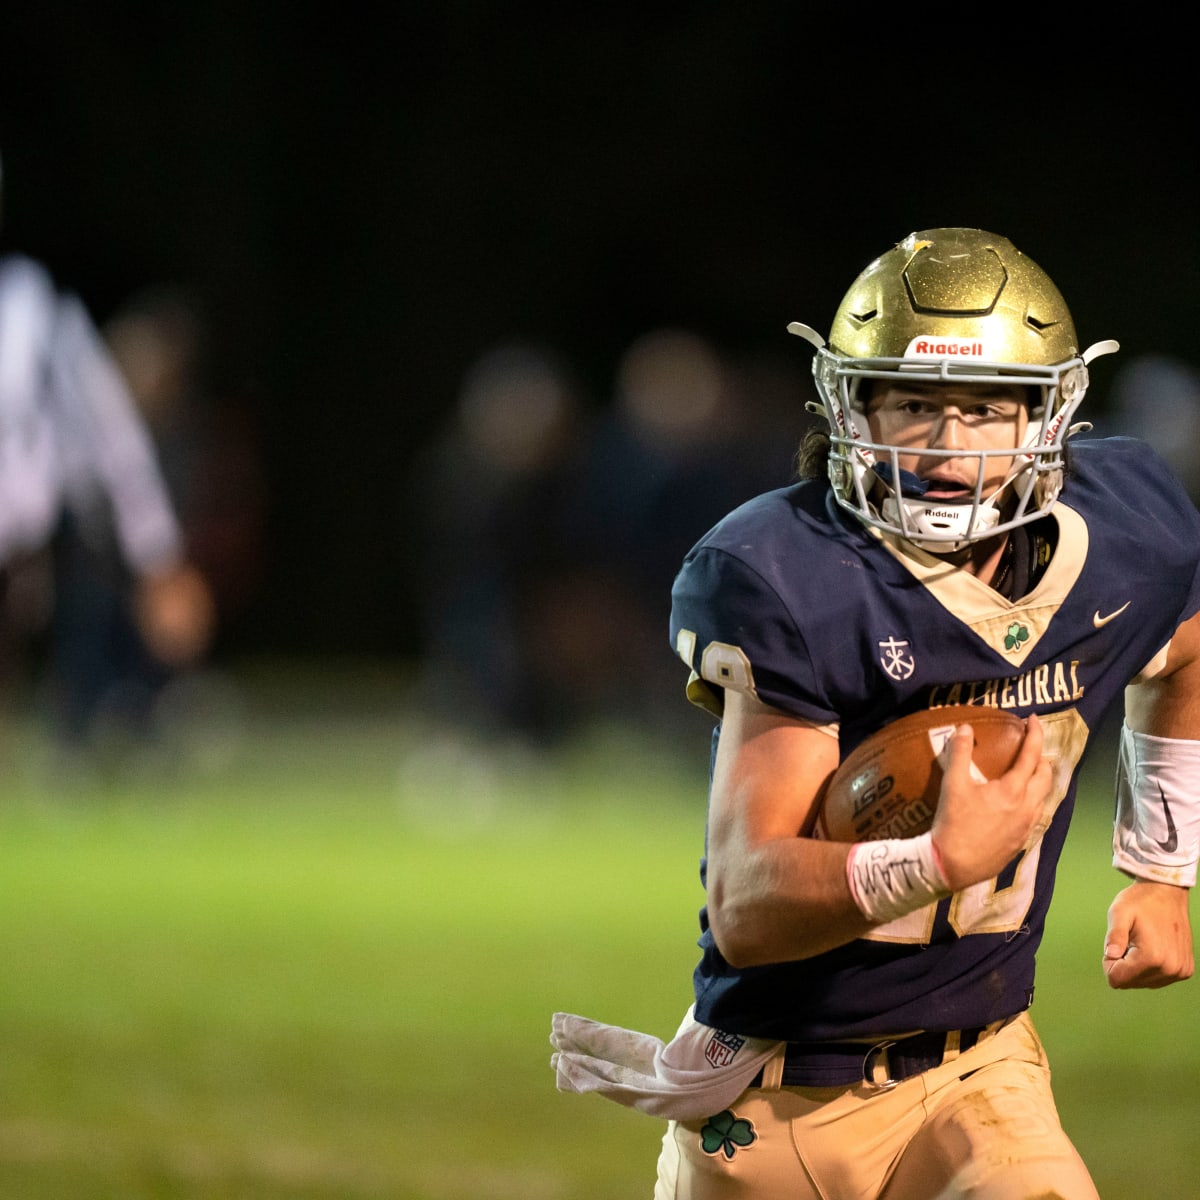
[{"left": 669, "top": 437, "right": 1200, "bottom": 1041}]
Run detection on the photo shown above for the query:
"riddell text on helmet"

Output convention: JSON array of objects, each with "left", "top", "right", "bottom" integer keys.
[{"left": 905, "top": 338, "right": 985, "bottom": 357}]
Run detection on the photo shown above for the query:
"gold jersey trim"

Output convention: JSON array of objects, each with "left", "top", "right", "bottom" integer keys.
[{"left": 875, "top": 505, "right": 1087, "bottom": 667}]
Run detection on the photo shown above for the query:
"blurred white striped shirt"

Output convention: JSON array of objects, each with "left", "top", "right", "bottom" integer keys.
[{"left": 0, "top": 253, "right": 183, "bottom": 574}]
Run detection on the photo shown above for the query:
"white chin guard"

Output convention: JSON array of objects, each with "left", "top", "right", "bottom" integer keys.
[{"left": 880, "top": 495, "right": 1002, "bottom": 553}]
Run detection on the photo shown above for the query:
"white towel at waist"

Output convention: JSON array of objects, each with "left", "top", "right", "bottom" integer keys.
[{"left": 550, "top": 1005, "right": 782, "bottom": 1121}]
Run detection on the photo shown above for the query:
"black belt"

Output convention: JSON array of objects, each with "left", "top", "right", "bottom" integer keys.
[{"left": 750, "top": 1026, "right": 988, "bottom": 1090}]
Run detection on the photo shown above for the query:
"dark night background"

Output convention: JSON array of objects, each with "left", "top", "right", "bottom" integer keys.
[{"left": 2, "top": 10, "right": 1197, "bottom": 665}]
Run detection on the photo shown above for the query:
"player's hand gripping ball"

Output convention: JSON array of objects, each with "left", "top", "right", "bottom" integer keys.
[{"left": 816, "top": 706, "right": 1028, "bottom": 842}]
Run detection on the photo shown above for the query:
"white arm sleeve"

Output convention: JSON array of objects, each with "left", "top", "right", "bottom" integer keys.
[{"left": 1113, "top": 721, "right": 1200, "bottom": 887}]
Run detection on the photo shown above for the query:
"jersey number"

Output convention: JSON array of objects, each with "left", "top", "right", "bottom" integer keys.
[{"left": 867, "top": 708, "right": 1086, "bottom": 945}]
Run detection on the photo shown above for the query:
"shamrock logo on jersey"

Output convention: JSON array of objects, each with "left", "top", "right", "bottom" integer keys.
[
  {"left": 1004, "top": 622, "right": 1030, "bottom": 652},
  {"left": 699, "top": 1110, "right": 757, "bottom": 1160}
]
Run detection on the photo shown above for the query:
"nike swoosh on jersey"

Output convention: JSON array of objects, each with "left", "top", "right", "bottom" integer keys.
[
  {"left": 1156, "top": 782, "right": 1179, "bottom": 853},
  {"left": 1093, "top": 601, "right": 1131, "bottom": 628}
]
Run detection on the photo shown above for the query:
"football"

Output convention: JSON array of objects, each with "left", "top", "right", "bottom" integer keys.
[{"left": 815, "top": 705, "right": 1028, "bottom": 843}]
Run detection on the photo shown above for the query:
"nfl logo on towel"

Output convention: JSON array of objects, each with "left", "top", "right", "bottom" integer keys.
[{"left": 705, "top": 1030, "right": 746, "bottom": 1068}]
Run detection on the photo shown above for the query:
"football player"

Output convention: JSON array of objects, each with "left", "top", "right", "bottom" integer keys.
[{"left": 552, "top": 229, "right": 1200, "bottom": 1199}]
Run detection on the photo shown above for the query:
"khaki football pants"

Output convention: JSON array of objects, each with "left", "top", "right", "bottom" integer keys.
[{"left": 653, "top": 1012, "right": 1098, "bottom": 1199}]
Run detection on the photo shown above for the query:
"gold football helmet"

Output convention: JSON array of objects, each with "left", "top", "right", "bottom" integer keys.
[{"left": 789, "top": 228, "right": 1119, "bottom": 551}]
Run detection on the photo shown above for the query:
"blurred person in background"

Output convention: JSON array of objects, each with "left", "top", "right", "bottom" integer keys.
[
  {"left": 1099, "top": 352, "right": 1200, "bottom": 506},
  {"left": 564, "top": 327, "right": 810, "bottom": 746},
  {"left": 102, "top": 285, "right": 266, "bottom": 634},
  {"left": 0, "top": 154, "right": 218, "bottom": 773},
  {"left": 410, "top": 341, "right": 595, "bottom": 749},
  {"left": 34, "top": 284, "right": 266, "bottom": 772}
]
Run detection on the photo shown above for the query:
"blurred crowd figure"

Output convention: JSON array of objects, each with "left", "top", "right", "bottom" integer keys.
[
  {"left": 0, "top": 251, "right": 210, "bottom": 766},
  {"left": 0, "top": 213, "right": 266, "bottom": 777},
  {"left": 1097, "top": 352, "right": 1200, "bottom": 506},
  {"left": 411, "top": 342, "right": 590, "bottom": 744},
  {"left": 44, "top": 283, "right": 266, "bottom": 771},
  {"left": 411, "top": 329, "right": 814, "bottom": 753},
  {"left": 101, "top": 285, "right": 267, "bottom": 638}
]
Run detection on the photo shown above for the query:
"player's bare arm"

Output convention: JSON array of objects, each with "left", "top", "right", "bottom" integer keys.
[
  {"left": 1105, "top": 608, "right": 1200, "bottom": 989},
  {"left": 704, "top": 689, "right": 859, "bottom": 966}
]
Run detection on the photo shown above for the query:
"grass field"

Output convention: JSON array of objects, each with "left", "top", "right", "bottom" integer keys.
[{"left": 0, "top": 661, "right": 1197, "bottom": 1198}]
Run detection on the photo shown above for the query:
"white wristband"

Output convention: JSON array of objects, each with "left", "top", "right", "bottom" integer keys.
[
  {"left": 1113, "top": 722, "right": 1200, "bottom": 887},
  {"left": 846, "top": 833, "right": 952, "bottom": 924}
]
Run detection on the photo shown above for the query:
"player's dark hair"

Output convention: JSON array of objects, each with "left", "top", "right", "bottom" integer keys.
[{"left": 796, "top": 427, "right": 830, "bottom": 480}]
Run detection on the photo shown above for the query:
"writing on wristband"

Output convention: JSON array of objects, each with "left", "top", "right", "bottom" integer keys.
[{"left": 846, "top": 833, "right": 952, "bottom": 924}]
